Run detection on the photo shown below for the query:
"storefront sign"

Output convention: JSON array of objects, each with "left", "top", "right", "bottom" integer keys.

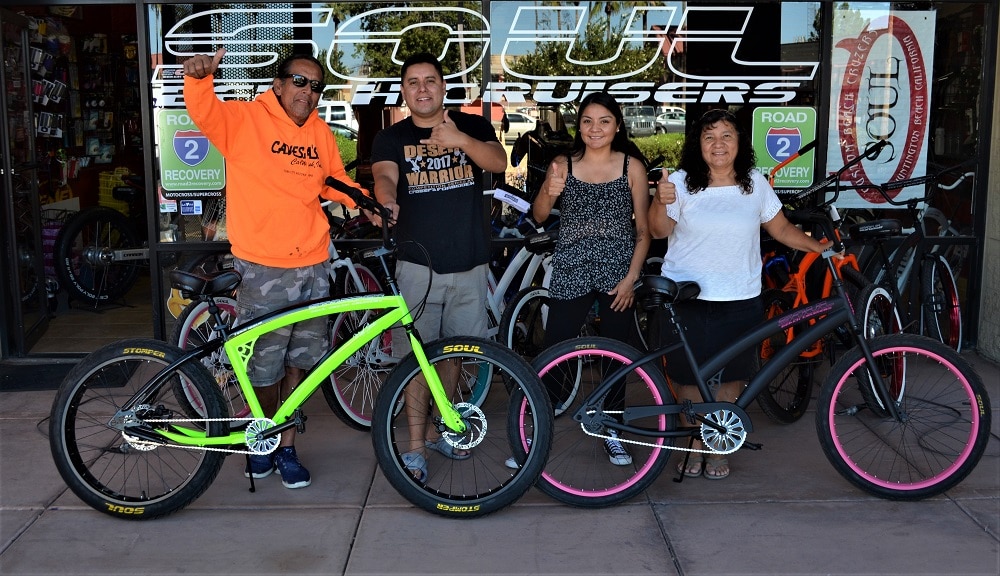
[
  {"left": 151, "top": 5, "right": 821, "bottom": 111},
  {"left": 752, "top": 107, "right": 816, "bottom": 188},
  {"left": 827, "top": 10, "right": 935, "bottom": 207},
  {"left": 157, "top": 109, "right": 225, "bottom": 195}
]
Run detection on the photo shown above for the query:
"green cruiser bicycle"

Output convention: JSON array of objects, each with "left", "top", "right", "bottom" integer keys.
[{"left": 48, "top": 180, "right": 552, "bottom": 519}]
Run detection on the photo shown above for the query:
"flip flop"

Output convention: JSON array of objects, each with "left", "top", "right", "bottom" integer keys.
[
  {"left": 703, "top": 457, "right": 730, "bottom": 480},
  {"left": 425, "top": 437, "right": 471, "bottom": 460},
  {"left": 401, "top": 451, "right": 427, "bottom": 482},
  {"left": 676, "top": 455, "right": 704, "bottom": 478}
]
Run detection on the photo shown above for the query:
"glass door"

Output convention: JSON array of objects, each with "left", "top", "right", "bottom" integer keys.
[{"left": 1, "top": 8, "right": 48, "bottom": 356}]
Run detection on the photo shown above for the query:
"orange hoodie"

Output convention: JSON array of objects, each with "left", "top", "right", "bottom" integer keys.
[{"left": 183, "top": 75, "right": 359, "bottom": 268}]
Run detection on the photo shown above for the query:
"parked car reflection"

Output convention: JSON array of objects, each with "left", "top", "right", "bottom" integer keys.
[
  {"left": 502, "top": 112, "right": 537, "bottom": 144},
  {"left": 655, "top": 111, "right": 685, "bottom": 134}
]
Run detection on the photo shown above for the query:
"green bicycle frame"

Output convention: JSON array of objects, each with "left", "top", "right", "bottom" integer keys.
[{"left": 149, "top": 292, "right": 467, "bottom": 448}]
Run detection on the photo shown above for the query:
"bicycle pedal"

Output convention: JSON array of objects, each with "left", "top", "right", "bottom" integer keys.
[{"left": 293, "top": 410, "right": 307, "bottom": 433}]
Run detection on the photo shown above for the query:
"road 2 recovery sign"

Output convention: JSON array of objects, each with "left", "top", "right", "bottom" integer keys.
[{"left": 158, "top": 109, "right": 226, "bottom": 194}]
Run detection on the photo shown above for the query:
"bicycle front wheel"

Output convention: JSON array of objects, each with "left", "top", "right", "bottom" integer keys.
[
  {"left": 371, "top": 337, "right": 552, "bottom": 518},
  {"left": 816, "top": 334, "right": 990, "bottom": 500},
  {"left": 49, "top": 339, "right": 228, "bottom": 519},
  {"left": 531, "top": 337, "right": 674, "bottom": 508},
  {"left": 921, "top": 255, "right": 962, "bottom": 351}
]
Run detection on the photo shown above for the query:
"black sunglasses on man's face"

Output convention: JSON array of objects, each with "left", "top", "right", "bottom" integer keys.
[{"left": 282, "top": 73, "right": 325, "bottom": 94}]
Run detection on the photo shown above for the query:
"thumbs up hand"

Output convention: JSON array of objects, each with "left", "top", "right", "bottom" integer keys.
[
  {"left": 183, "top": 47, "right": 226, "bottom": 79},
  {"left": 543, "top": 160, "right": 567, "bottom": 199}
]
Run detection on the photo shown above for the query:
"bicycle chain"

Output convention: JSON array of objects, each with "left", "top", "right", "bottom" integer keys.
[
  {"left": 580, "top": 409, "right": 744, "bottom": 455},
  {"left": 122, "top": 416, "right": 276, "bottom": 455}
]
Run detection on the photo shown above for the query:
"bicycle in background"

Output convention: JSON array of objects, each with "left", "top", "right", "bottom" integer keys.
[
  {"left": 850, "top": 164, "right": 974, "bottom": 351},
  {"left": 755, "top": 141, "right": 894, "bottom": 424}
]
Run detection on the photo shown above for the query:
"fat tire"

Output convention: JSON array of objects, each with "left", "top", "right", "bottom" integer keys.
[
  {"left": 815, "top": 334, "right": 990, "bottom": 500},
  {"left": 531, "top": 337, "right": 674, "bottom": 507},
  {"left": 49, "top": 339, "right": 228, "bottom": 519},
  {"left": 370, "top": 337, "right": 552, "bottom": 517}
]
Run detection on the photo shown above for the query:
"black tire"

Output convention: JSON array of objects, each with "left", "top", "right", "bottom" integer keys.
[
  {"left": 370, "top": 337, "right": 552, "bottom": 518},
  {"left": 755, "top": 289, "right": 817, "bottom": 424},
  {"left": 170, "top": 298, "right": 248, "bottom": 420},
  {"left": 499, "top": 286, "right": 549, "bottom": 360},
  {"left": 55, "top": 207, "right": 142, "bottom": 306},
  {"left": 49, "top": 339, "right": 228, "bottom": 519},
  {"left": 531, "top": 337, "right": 674, "bottom": 508},
  {"left": 920, "top": 255, "right": 962, "bottom": 351},
  {"left": 815, "top": 334, "right": 990, "bottom": 500}
]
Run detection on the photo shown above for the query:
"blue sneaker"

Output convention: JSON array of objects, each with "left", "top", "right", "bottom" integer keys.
[
  {"left": 244, "top": 453, "right": 275, "bottom": 479},
  {"left": 274, "top": 447, "right": 311, "bottom": 489}
]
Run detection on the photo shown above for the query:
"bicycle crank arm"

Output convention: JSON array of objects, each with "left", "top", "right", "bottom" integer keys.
[
  {"left": 252, "top": 411, "right": 308, "bottom": 441},
  {"left": 81, "top": 245, "right": 149, "bottom": 265}
]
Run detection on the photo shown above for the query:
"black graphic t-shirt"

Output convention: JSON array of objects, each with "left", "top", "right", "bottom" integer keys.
[{"left": 371, "top": 111, "right": 498, "bottom": 273}]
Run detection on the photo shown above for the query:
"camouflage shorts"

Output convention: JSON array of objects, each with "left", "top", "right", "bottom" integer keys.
[{"left": 233, "top": 257, "right": 331, "bottom": 387}]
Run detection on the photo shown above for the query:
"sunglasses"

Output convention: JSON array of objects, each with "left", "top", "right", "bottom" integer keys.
[{"left": 282, "top": 73, "right": 325, "bottom": 94}]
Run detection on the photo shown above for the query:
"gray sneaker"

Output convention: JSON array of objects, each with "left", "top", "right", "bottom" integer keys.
[{"left": 504, "top": 438, "right": 532, "bottom": 470}]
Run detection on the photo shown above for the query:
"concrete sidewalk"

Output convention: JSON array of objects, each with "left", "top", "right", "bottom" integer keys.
[{"left": 1, "top": 354, "right": 997, "bottom": 575}]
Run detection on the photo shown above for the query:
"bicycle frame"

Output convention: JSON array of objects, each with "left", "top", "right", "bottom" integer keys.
[
  {"left": 115, "top": 289, "right": 465, "bottom": 450},
  {"left": 766, "top": 246, "right": 861, "bottom": 358},
  {"left": 573, "top": 252, "right": 901, "bottom": 442}
]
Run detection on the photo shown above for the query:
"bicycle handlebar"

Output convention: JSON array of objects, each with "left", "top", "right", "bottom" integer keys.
[
  {"left": 325, "top": 177, "right": 394, "bottom": 249},
  {"left": 788, "top": 139, "right": 889, "bottom": 205},
  {"left": 872, "top": 158, "right": 976, "bottom": 207}
]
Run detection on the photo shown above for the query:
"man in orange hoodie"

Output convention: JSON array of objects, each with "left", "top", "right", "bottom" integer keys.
[{"left": 183, "top": 48, "right": 360, "bottom": 489}]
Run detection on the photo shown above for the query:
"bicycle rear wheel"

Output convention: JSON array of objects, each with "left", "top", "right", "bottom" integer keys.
[
  {"left": 371, "top": 337, "right": 551, "bottom": 517},
  {"left": 921, "top": 255, "right": 962, "bottom": 351},
  {"left": 49, "top": 339, "right": 228, "bottom": 519},
  {"left": 170, "top": 298, "right": 248, "bottom": 420},
  {"left": 816, "top": 334, "right": 990, "bottom": 500},
  {"left": 54, "top": 206, "right": 142, "bottom": 306},
  {"left": 531, "top": 337, "right": 674, "bottom": 508},
  {"left": 756, "top": 289, "right": 817, "bottom": 424}
]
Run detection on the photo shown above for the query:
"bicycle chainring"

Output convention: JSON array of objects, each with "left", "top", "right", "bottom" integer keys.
[
  {"left": 244, "top": 418, "right": 279, "bottom": 455},
  {"left": 700, "top": 409, "right": 747, "bottom": 455}
]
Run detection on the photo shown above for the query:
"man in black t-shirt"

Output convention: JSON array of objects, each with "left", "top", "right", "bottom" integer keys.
[{"left": 370, "top": 52, "right": 507, "bottom": 481}]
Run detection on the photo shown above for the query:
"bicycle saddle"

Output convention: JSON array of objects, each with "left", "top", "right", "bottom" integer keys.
[
  {"left": 633, "top": 275, "right": 700, "bottom": 311},
  {"left": 849, "top": 219, "right": 902, "bottom": 241},
  {"left": 169, "top": 269, "right": 242, "bottom": 298},
  {"left": 524, "top": 230, "right": 559, "bottom": 254}
]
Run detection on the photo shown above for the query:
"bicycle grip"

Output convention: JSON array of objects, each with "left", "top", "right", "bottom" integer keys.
[{"left": 325, "top": 177, "right": 378, "bottom": 211}]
